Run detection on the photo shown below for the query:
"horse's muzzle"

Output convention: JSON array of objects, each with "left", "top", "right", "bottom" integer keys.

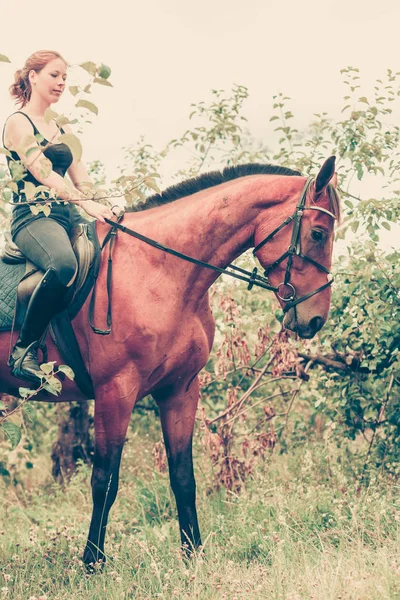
[{"left": 284, "top": 314, "right": 326, "bottom": 339}]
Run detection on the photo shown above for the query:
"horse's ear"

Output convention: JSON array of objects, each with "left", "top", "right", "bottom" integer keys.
[{"left": 315, "top": 156, "right": 336, "bottom": 194}]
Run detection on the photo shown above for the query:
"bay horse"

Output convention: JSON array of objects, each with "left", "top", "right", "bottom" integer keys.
[{"left": 0, "top": 158, "right": 340, "bottom": 565}]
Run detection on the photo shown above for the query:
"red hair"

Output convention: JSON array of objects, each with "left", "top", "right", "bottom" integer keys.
[{"left": 9, "top": 50, "right": 67, "bottom": 107}]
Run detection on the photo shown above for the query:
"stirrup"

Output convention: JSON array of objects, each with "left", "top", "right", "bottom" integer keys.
[{"left": 9, "top": 341, "right": 44, "bottom": 387}]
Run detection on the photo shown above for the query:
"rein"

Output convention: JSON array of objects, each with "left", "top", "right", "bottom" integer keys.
[{"left": 89, "top": 177, "right": 336, "bottom": 334}]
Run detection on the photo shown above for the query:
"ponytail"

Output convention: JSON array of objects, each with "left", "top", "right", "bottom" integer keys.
[{"left": 9, "top": 68, "right": 31, "bottom": 107}]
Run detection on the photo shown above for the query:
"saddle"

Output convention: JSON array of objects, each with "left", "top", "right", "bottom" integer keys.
[
  {"left": 1, "top": 225, "right": 95, "bottom": 304},
  {"left": 0, "top": 223, "right": 99, "bottom": 398}
]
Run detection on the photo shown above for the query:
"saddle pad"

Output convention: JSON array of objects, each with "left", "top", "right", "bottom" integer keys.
[{"left": 0, "top": 262, "right": 26, "bottom": 331}]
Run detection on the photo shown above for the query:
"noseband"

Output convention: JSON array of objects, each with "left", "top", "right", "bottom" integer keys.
[{"left": 253, "top": 177, "right": 337, "bottom": 313}]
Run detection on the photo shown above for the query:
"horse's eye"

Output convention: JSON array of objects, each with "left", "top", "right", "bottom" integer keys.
[{"left": 311, "top": 229, "right": 325, "bottom": 243}]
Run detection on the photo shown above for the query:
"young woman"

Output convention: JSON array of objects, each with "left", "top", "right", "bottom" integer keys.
[{"left": 2, "top": 49, "right": 115, "bottom": 386}]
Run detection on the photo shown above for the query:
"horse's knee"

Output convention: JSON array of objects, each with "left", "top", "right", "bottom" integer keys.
[
  {"left": 91, "top": 467, "right": 118, "bottom": 505},
  {"left": 170, "top": 469, "right": 196, "bottom": 502}
]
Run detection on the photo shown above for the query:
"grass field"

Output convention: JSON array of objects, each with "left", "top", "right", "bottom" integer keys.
[{"left": 1, "top": 419, "right": 400, "bottom": 600}]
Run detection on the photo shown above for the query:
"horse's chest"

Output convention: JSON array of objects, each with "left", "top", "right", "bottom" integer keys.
[
  {"left": 84, "top": 300, "right": 214, "bottom": 392},
  {"left": 147, "top": 330, "right": 210, "bottom": 389}
]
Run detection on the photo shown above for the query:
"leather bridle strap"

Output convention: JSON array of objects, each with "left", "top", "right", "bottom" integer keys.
[
  {"left": 102, "top": 218, "right": 279, "bottom": 292},
  {"left": 252, "top": 177, "right": 337, "bottom": 313}
]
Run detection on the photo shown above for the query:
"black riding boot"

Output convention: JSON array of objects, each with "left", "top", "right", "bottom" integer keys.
[{"left": 8, "top": 268, "right": 70, "bottom": 387}]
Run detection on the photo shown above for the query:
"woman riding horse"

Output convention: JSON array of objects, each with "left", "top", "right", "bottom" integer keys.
[{"left": 2, "top": 50, "right": 114, "bottom": 386}]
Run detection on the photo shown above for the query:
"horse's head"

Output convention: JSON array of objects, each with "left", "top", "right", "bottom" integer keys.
[{"left": 254, "top": 157, "right": 340, "bottom": 339}]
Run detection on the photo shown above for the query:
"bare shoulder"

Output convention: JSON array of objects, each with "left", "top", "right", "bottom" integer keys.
[{"left": 4, "top": 112, "right": 35, "bottom": 147}]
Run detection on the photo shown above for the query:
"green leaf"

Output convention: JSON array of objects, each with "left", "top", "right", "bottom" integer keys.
[
  {"left": 42, "top": 204, "right": 51, "bottom": 217},
  {"left": 80, "top": 61, "right": 97, "bottom": 76},
  {"left": 145, "top": 179, "right": 161, "bottom": 194},
  {"left": 29, "top": 204, "right": 40, "bottom": 216},
  {"left": 56, "top": 115, "right": 70, "bottom": 128},
  {"left": 93, "top": 77, "right": 113, "bottom": 87},
  {"left": 42, "top": 384, "right": 59, "bottom": 396},
  {"left": 19, "top": 387, "right": 36, "bottom": 399},
  {"left": 0, "top": 54, "right": 11, "bottom": 63},
  {"left": 75, "top": 99, "right": 98, "bottom": 115},
  {"left": 22, "top": 403, "right": 36, "bottom": 422},
  {"left": 23, "top": 181, "right": 37, "bottom": 201},
  {"left": 43, "top": 376, "right": 62, "bottom": 396},
  {"left": 40, "top": 361, "right": 56, "bottom": 375},
  {"left": 0, "top": 401, "right": 6, "bottom": 410},
  {"left": 98, "top": 64, "right": 111, "bottom": 79},
  {"left": 26, "top": 147, "right": 40, "bottom": 158},
  {"left": 7, "top": 181, "right": 18, "bottom": 194},
  {"left": 57, "top": 133, "right": 83, "bottom": 162},
  {"left": 359, "top": 96, "right": 369, "bottom": 104},
  {"left": 69, "top": 85, "right": 80, "bottom": 97},
  {"left": 0, "top": 148, "right": 11, "bottom": 157},
  {"left": 58, "top": 365, "right": 75, "bottom": 380},
  {"left": 381, "top": 221, "right": 391, "bottom": 230},
  {"left": 1, "top": 421, "right": 22, "bottom": 450},
  {"left": 44, "top": 108, "right": 58, "bottom": 124}
]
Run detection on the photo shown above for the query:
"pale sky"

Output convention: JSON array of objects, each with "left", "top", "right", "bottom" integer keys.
[{"left": 1, "top": 0, "right": 399, "bottom": 247}]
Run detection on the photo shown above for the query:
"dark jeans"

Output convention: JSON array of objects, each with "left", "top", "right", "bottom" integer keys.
[{"left": 14, "top": 218, "right": 78, "bottom": 287}]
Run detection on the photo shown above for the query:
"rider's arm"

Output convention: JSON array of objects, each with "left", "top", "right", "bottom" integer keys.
[
  {"left": 4, "top": 112, "right": 85, "bottom": 205},
  {"left": 63, "top": 123, "right": 94, "bottom": 196},
  {"left": 5, "top": 114, "right": 114, "bottom": 223}
]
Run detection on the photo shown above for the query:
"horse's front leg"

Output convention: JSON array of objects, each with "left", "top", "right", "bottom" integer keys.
[
  {"left": 153, "top": 377, "right": 202, "bottom": 553},
  {"left": 82, "top": 382, "right": 136, "bottom": 567}
]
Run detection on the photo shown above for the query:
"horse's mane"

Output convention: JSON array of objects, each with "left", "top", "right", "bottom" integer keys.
[{"left": 126, "top": 163, "right": 341, "bottom": 220}]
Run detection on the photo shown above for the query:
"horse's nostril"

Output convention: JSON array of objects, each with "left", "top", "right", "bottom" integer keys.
[{"left": 309, "top": 316, "right": 325, "bottom": 334}]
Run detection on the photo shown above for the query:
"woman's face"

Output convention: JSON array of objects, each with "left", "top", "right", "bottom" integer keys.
[{"left": 29, "top": 57, "right": 67, "bottom": 105}]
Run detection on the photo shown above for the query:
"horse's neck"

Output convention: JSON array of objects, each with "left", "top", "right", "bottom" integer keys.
[{"left": 120, "top": 175, "right": 298, "bottom": 298}]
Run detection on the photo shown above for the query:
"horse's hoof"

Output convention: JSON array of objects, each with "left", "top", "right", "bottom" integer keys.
[
  {"left": 82, "top": 546, "right": 106, "bottom": 573},
  {"left": 83, "top": 559, "right": 106, "bottom": 574},
  {"left": 181, "top": 543, "right": 204, "bottom": 561}
]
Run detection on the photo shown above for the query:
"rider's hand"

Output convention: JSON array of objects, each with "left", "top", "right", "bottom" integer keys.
[
  {"left": 110, "top": 204, "right": 124, "bottom": 217},
  {"left": 80, "top": 200, "right": 114, "bottom": 224}
]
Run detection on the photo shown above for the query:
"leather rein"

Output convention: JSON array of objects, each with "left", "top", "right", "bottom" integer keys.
[{"left": 89, "top": 177, "right": 337, "bottom": 335}]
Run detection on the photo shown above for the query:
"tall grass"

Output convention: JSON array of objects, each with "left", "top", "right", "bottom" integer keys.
[{"left": 1, "top": 423, "right": 399, "bottom": 599}]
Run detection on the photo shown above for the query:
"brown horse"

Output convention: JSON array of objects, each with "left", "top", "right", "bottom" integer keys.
[{"left": 0, "top": 159, "right": 340, "bottom": 564}]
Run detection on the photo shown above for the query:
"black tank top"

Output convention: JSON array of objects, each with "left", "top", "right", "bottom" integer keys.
[{"left": 2, "top": 111, "right": 75, "bottom": 238}]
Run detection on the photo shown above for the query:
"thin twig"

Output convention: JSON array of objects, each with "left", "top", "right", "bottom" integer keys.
[
  {"left": 208, "top": 359, "right": 288, "bottom": 425},
  {"left": 283, "top": 360, "right": 312, "bottom": 431},
  {"left": 223, "top": 390, "right": 291, "bottom": 427}
]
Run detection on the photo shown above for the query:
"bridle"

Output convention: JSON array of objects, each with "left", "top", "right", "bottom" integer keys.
[
  {"left": 253, "top": 177, "right": 337, "bottom": 313},
  {"left": 91, "top": 177, "right": 336, "bottom": 334}
]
